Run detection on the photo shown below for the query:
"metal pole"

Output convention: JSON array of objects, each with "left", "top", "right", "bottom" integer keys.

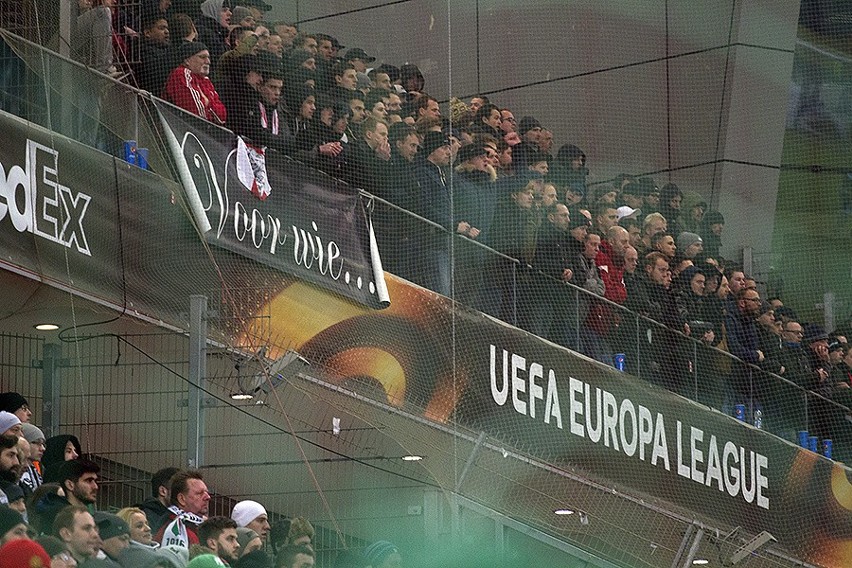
[
  {"left": 41, "top": 343, "right": 63, "bottom": 439},
  {"left": 187, "top": 295, "right": 208, "bottom": 468}
]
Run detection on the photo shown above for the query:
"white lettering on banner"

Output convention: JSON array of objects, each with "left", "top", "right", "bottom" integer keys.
[
  {"left": 181, "top": 134, "right": 346, "bottom": 284},
  {"left": 0, "top": 140, "right": 91, "bottom": 255},
  {"left": 488, "top": 344, "right": 769, "bottom": 510}
]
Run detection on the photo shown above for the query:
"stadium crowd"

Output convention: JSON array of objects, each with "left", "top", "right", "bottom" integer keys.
[
  {"left": 0, "top": 392, "right": 402, "bottom": 567},
  {"left": 1, "top": 1, "right": 852, "bottom": 563}
]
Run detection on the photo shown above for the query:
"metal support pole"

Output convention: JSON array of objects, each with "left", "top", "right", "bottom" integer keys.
[
  {"left": 187, "top": 295, "right": 208, "bottom": 468},
  {"left": 41, "top": 343, "right": 63, "bottom": 439},
  {"left": 455, "top": 432, "right": 487, "bottom": 493},
  {"left": 681, "top": 528, "right": 705, "bottom": 568}
]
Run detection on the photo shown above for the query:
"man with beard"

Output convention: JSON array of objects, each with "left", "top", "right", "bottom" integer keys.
[
  {"left": 0, "top": 435, "right": 20, "bottom": 504},
  {"left": 56, "top": 459, "right": 100, "bottom": 509},
  {"left": 199, "top": 516, "right": 240, "bottom": 565}
]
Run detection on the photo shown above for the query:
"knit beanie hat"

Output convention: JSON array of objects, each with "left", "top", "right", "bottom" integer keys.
[
  {"left": 231, "top": 500, "right": 267, "bottom": 527},
  {"left": 179, "top": 41, "right": 209, "bottom": 62},
  {"left": 0, "top": 393, "right": 27, "bottom": 415},
  {"left": 0, "top": 539, "right": 51, "bottom": 568},
  {"left": 21, "top": 423, "right": 45, "bottom": 444},
  {"left": 236, "top": 527, "right": 260, "bottom": 551},
  {"left": 676, "top": 231, "right": 702, "bottom": 252},
  {"left": 0, "top": 506, "right": 26, "bottom": 538},
  {"left": 0, "top": 411, "right": 21, "bottom": 434}
]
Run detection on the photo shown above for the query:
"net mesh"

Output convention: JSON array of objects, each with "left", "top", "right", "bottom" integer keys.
[{"left": 1, "top": 1, "right": 851, "bottom": 567}]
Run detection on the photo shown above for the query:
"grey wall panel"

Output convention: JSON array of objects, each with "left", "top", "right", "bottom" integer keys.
[
  {"left": 667, "top": 0, "right": 736, "bottom": 56},
  {"left": 477, "top": 1, "right": 666, "bottom": 94}
]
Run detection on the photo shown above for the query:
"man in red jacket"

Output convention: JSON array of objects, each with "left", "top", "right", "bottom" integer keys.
[{"left": 163, "top": 41, "right": 227, "bottom": 125}]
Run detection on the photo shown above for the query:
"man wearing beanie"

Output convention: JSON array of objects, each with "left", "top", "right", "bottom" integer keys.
[
  {"left": 676, "top": 231, "right": 704, "bottom": 259},
  {"left": 0, "top": 505, "right": 28, "bottom": 546},
  {"left": 19, "top": 423, "right": 45, "bottom": 494},
  {"left": 0, "top": 412, "right": 22, "bottom": 438},
  {"left": 230, "top": 500, "right": 269, "bottom": 541},
  {"left": 0, "top": 538, "right": 51, "bottom": 568},
  {"left": 163, "top": 41, "right": 227, "bottom": 125},
  {"left": 0, "top": 393, "right": 31, "bottom": 424},
  {"left": 512, "top": 116, "right": 543, "bottom": 170},
  {"left": 94, "top": 512, "right": 131, "bottom": 565}
]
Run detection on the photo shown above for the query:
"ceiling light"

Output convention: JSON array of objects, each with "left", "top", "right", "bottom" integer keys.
[
  {"left": 692, "top": 560, "right": 709, "bottom": 565},
  {"left": 230, "top": 392, "right": 253, "bottom": 400},
  {"left": 401, "top": 455, "right": 423, "bottom": 461},
  {"left": 34, "top": 323, "right": 60, "bottom": 331},
  {"left": 554, "top": 509, "right": 574, "bottom": 516}
]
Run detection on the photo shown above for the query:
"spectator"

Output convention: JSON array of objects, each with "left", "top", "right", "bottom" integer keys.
[
  {"left": 54, "top": 506, "right": 99, "bottom": 564},
  {"left": 283, "top": 86, "right": 315, "bottom": 137},
  {"left": 133, "top": 13, "right": 172, "bottom": 94},
  {"left": 377, "top": 122, "right": 423, "bottom": 282},
  {"left": 699, "top": 210, "right": 725, "bottom": 259},
  {"left": 0, "top": 436, "right": 21, "bottom": 504},
  {"left": 345, "top": 116, "right": 390, "bottom": 193},
  {"left": 137, "top": 467, "right": 180, "bottom": 536},
  {"left": 619, "top": 182, "right": 645, "bottom": 211},
  {"left": 170, "top": 12, "right": 199, "bottom": 44},
  {"left": 638, "top": 212, "right": 667, "bottom": 255},
  {"left": 683, "top": 200, "right": 707, "bottom": 233},
  {"left": 18, "top": 424, "right": 44, "bottom": 496},
  {"left": 195, "top": 0, "right": 231, "bottom": 65},
  {"left": 343, "top": 47, "right": 376, "bottom": 74},
  {"left": 469, "top": 103, "right": 502, "bottom": 138},
  {"left": 511, "top": 117, "right": 542, "bottom": 171},
  {"left": 230, "top": 500, "right": 269, "bottom": 542},
  {"left": 658, "top": 183, "right": 685, "bottom": 236},
  {"left": 0, "top": 414, "right": 22, "bottom": 440},
  {"left": 155, "top": 470, "right": 211, "bottom": 550},
  {"left": 230, "top": 70, "right": 293, "bottom": 154},
  {"left": 725, "top": 288, "right": 766, "bottom": 418},
  {"left": 0, "top": 504, "right": 27, "bottom": 545},
  {"left": 327, "top": 61, "right": 359, "bottom": 103},
  {"left": 650, "top": 232, "right": 676, "bottom": 261},
  {"left": 627, "top": 252, "right": 686, "bottom": 392},
  {"left": 94, "top": 511, "right": 132, "bottom": 564},
  {"left": 198, "top": 516, "right": 240, "bottom": 565},
  {"left": 414, "top": 131, "right": 454, "bottom": 295},
  {"left": 163, "top": 41, "right": 227, "bottom": 124},
  {"left": 523, "top": 202, "right": 577, "bottom": 346},
  {"left": 0, "top": 394, "right": 31, "bottom": 424},
  {"left": 26, "top": 484, "right": 67, "bottom": 537},
  {"left": 117, "top": 506, "right": 158, "bottom": 550},
  {"left": 480, "top": 174, "right": 539, "bottom": 321},
  {"left": 276, "top": 544, "right": 314, "bottom": 568},
  {"left": 676, "top": 232, "right": 703, "bottom": 260},
  {"left": 282, "top": 517, "right": 313, "bottom": 548},
  {"left": 54, "top": 459, "right": 99, "bottom": 509},
  {"left": 553, "top": 144, "right": 588, "bottom": 197},
  {"left": 235, "top": 527, "right": 262, "bottom": 557},
  {"left": 214, "top": 27, "right": 260, "bottom": 89}
]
